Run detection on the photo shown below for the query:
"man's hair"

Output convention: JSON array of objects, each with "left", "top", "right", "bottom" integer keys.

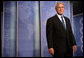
[{"left": 55, "top": 2, "right": 65, "bottom": 9}]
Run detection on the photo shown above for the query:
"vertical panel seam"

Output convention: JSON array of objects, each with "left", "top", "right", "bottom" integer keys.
[
  {"left": 39, "top": 1, "right": 42, "bottom": 57},
  {"left": 2, "top": 1, "right": 4, "bottom": 57},
  {"left": 16, "top": 1, "right": 18, "bottom": 57}
]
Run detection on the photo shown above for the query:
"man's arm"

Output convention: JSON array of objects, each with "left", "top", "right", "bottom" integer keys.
[
  {"left": 46, "top": 19, "right": 54, "bottom": 55},
  {"left": 68, "top": 19, "right": 76, "bottom": 46},
  {"left": 68, "top": 19, "right": 77, "bottom": 52}
]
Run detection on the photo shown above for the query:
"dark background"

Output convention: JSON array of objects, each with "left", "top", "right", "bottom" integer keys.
[{"left": 70, "top": 1, "right": 83, "bottom": 15}]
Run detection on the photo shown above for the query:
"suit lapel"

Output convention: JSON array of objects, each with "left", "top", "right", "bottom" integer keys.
[
  {"left": 64, "top": 16, "right": 68, "bottom": 30},
  {"left": 54, "top": 14, "right": 66, "bottom": 31}
]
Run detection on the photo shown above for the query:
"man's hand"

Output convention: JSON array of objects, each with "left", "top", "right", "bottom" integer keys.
[
  {"left": 49, "top": 48, "right": 54, "bottom": 55},
  {"left": 73, "top": 45, "right": 77, "bottom": 52}
]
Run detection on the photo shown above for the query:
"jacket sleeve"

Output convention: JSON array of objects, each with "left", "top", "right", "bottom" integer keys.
[
  {"left": 46, "top": 19, "right": 53, "bottom": 49},
  {"left": 68, "top": 19, "right": 77, "bottom": 46}
]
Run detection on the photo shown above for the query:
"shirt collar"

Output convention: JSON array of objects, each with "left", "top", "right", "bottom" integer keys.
[
  {"left": 57, "top": 13, "right": 63, "bottom": 18},
  {"left": 57, "top": 13, "right": 64, "bottom": 22}
]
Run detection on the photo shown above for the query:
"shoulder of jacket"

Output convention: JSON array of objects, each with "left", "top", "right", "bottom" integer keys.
[{"left": 47, "top": 15, "right": 56, "bottom": 21}]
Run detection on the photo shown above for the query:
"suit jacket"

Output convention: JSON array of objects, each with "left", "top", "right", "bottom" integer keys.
[{"left": 46, "top": 14, "right": 76, "bottom": 55}]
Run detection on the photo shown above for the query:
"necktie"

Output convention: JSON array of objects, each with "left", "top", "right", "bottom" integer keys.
[{"left": 61, "top": 16, "right": 66, "bottom": 29}]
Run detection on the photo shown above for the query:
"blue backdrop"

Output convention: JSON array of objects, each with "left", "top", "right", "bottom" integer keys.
[
  {"left": 2, "top": 1, "right": 17, "bottom": 57},
  {"left": 73, "top": 14, "right": 83, "bottom": 56},
  {"left": 18, "top": 1, "right": 40, "bottom": 57}
]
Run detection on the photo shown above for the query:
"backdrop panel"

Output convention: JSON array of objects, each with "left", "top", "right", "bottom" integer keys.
[
  {"left": 73, "top": 14, "right": 83, "bottom": 56},
  {"left": 18, "top": 1, "right": 40, "bottom": 57},
  {"left": 3, "top": 1, "right": 17, "bottom": 57}
]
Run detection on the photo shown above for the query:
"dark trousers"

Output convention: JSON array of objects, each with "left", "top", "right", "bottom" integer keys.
[{"left": 53, "top": 51, "right": 73, "bottom": 57}]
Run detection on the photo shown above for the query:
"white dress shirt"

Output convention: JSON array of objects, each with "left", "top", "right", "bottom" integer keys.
[{"left": 57, "top": 13, "right": 66, "bottom": 28}]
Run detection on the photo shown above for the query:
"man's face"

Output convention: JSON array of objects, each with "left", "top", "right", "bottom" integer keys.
[{"left": 56, "top": 3, "right": 64, "bottom": 15}]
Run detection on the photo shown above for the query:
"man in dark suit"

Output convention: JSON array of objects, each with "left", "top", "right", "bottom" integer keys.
[{"left": 46, "top": 2, "right": 77, "bottom": 57}]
